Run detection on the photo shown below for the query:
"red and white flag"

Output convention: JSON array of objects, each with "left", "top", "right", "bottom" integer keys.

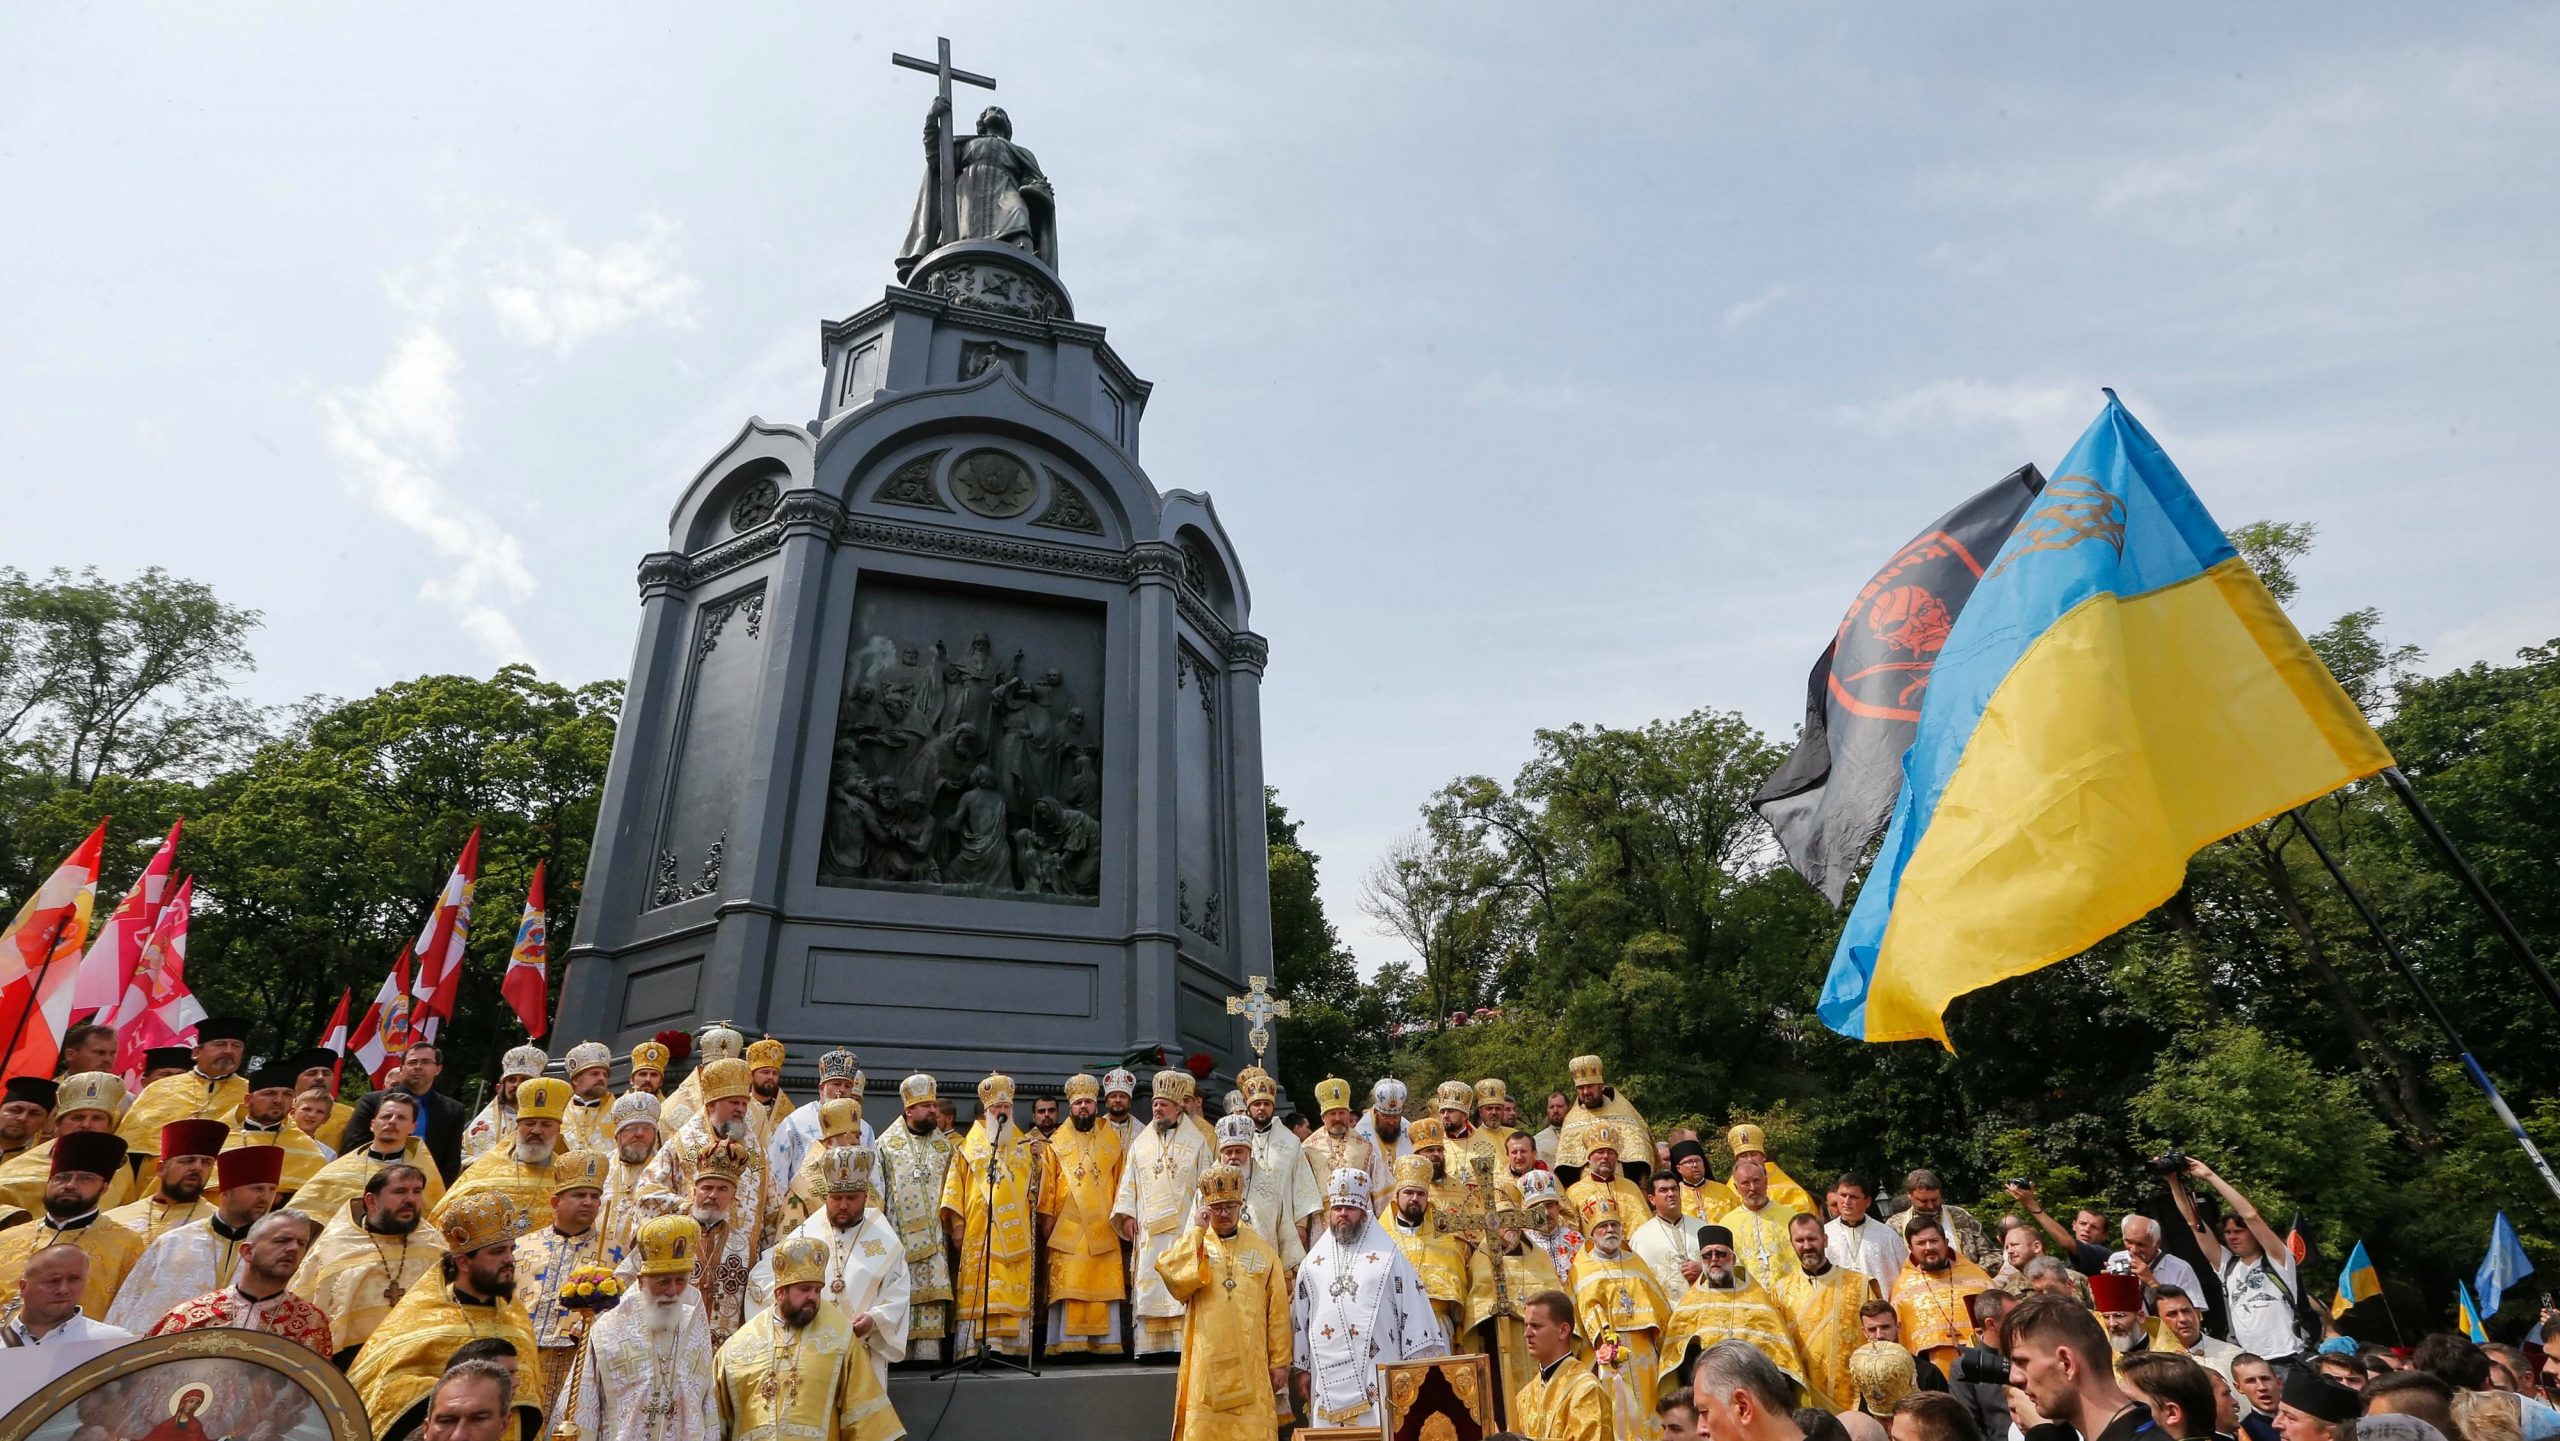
[
  {"left": 410, "top": 829, "right": 480, "bottom": 1040},
  {"left": 108, "top": 874, "right": 202, "bottom": 1083},
  {"left": 70, "top": 817, "right": 180, "bottom": 1023},
  {"left": 501, "top": 860, "right": 549, "bottom": 1039},
  {"left": 348, "top": 943, "right": 418, "bottom": 1086},
  {"left": 318, "top": 988, "right": 351, "bottom": 1089},
  {"left": 0, "top": 820, "right": 107, "bottom": 1079}
]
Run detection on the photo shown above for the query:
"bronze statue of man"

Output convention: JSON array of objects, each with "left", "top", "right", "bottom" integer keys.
[{"left": 897, "top": 99, "right": 1058, "bottom": 278}]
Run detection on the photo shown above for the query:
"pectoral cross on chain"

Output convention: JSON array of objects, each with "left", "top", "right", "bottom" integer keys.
[
  {"left": 1225, "top": 975, "right": 1291, "bottom": 1062},
  {"left": 890, "top": 37, "right": 998, "bottom": 244}
]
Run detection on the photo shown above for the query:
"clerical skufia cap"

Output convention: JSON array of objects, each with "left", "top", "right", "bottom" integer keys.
[
  {"left": 2283, "top": 1369, "right": 2360, "bottom": 1425},
  {"left": 215, "top": 1145, "right": 286, "bottom": 1191},
  {"left": 2, "top": 1076, "right": 57, "bottom": 1111},
  {"left": 161, "top": 1119, "right": 229, "bottom": 1161},
  {"left": 195, "top": 1017, "right": 254, "bottom": 1045},
  {"left": 141, "top": 1046, "right": 192, "bottom": 1073},
  {"left": 50, "top": 1130, "right": 127, "bottom": 1179},
  {"left": 2088, "top": 1271, "right": 2143, "bottom": 1314},
  {"left": 246, "top": 1060, "right": 301, "bottom": 1094}
]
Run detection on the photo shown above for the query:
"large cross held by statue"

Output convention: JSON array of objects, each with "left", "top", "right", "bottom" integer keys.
[
  {"left": 891, "top": 37, "right": 997, "bottom": 250},
  {"left": 1226, "top": 975, "right": 1291, "bottom": 1062}
]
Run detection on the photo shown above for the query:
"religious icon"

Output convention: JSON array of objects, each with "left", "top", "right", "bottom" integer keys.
[{"left": 0, "top": 1331, "right": 370, "bottom": 1441}]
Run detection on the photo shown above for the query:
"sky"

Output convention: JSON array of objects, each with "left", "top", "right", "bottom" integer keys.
[{"left": 5, "top": 5, "right": 2555, "bottom": 974}]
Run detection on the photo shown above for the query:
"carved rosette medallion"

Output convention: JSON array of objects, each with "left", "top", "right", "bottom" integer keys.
[
  {"left": 950, "top": 449, "right": 1038, "bottom": 519},
  {"left": 727, "top": 477, "right": 782, "bottom": 531}
]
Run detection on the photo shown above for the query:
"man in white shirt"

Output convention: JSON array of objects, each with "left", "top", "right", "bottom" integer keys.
[
  {"left": 1632, "top": 1171, "right": 1707, "bottom": 1300},
  {"left": 1823, "top": 1170, "right": 1907, "bottom": 1296},
  {"left": 2153, "top": 1284, "right": 2240, "bottom": 1381},
  {"left": 2168, "top": 1157, "right": 2302, "bottom": 1366},
  {"left": 2110, "top": 1214, "right": 2203, "bottom": 1309},
  {"left": 0, "top": 1245, "right": 132, "bottom": 1347}
]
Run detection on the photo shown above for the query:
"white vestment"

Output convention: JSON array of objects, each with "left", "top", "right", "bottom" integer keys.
[
  {"left": 1352, "top": 1111, "right": 1414, "bottom": 1169},
  {"left": 1249, "top": 1118, "right": 1323, "bottom": 1236},
  {"left": 744, "top": 1207, "right": 912, "bottom": 1387},
  {"left": 1825, "top": 1216, "right": 1909, "bottom": 1297},
  {"left": 1292, "top": 1216, "right": 1449, "bottom": 1428},
  {"left": 570, "top": 1291, "right": 721, "bottom": 1441},
  {"left": 1632, "top": 1212, "right": 1706, "bottom": 1301},
  {"left": 103, "top": 1218, "right": 249, "bottom": 1333},
  {"left": 1299, "top": 1126, "right": 1392, "bottom": 1207},
  {"left": 1111, "top": 1119, "right": 1212, "bottom": 1345},
  {"left": 765, "top": 1105, "right": 875, "bottom": 1196},
  {"left": 458, "top": 1100, "right": 517, "bottom": 1166}
]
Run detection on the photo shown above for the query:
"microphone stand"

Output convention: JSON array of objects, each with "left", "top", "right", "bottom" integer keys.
[{"left": 934, "top": 1114, "right": 1037, "bottom": 1378}]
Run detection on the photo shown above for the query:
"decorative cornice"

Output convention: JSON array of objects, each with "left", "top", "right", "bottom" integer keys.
[
  {"left": 838, "top": 515, "right": 1133, "bottom": 581},
  {"left": 1128, "top": 542, "right": 1185, "bottom": 584},
  {"left": 636, "top": 552, "right": 692, "bottom": 596},
  {"left": 686, "top": 523, "right": 786, "bottom": 585},
  {"left": 1224, "top": 631, "right": 1271, "bottom": 672},
  {"left": 1173, "top": 583, "right": 1235, "bottom": 649},
  {"left": 775, "top": 488, "right": 846, "bottom": 532}
]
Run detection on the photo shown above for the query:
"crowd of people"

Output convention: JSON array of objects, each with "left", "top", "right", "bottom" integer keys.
[{"left": 0, "top": 1023, "right": 2549, "bottom": 1441}]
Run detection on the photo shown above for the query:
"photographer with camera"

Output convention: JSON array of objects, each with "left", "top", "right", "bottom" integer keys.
[
  {"left": 1949, "top": 1288, "right": 2016, "bottom": 1441},
  {"left": 2166, "top": 1158, "right": 2303, "bottom": 1370}
]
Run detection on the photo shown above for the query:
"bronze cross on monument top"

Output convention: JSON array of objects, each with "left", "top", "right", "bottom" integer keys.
[
  {"left": 1225, "top": 975, "right": 1291, "bottom": 1062},
  {"left": 891, "top": 37, "right": 998, "bottom": 246}
]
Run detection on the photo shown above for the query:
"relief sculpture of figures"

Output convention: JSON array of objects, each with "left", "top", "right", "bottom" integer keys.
[
  {"left": 896, "top": 98, "right": 1059, "bottom": 279},
  {"left": 823, "top": 628, "right": 1100, "bottom": 900}
]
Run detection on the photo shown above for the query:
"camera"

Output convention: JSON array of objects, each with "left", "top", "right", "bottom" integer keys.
[
  {"left": 1953, "top": 1346, "right": 2012, "bottom": 1387},
  {"left": 2145, "top": 1149, "right": 2190, "bottom": 1178},
  {"left": 2004, "top": 1177, "right": 2031, "bottom": 1190}
]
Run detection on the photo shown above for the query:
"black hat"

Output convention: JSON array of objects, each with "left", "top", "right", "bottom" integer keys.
[
  {"left": 289, "top": 1047, "right": 338, "bottom": 1073},
  {"left": 1697, "top": 1224, "right": 1736, "bottom": 1250},
  {"left": 2282, "top": 1369, "right": 2360, "bottom": 1426},
  {"left": 50, "top": 1130, "right": 128, "bottom": 1179},
  {"left": 142, "top": 1046, "right": 193, "bottom": 1072},
  {"left": 194, "top": 1017, "right": 253, "bottom": 1045},
  {"left": 3, "top": 1076, "right": 58, "bottom": 1111},
  {"left": 1668, "top": 1138, "right": 1709, "bottom": 1166},
  {"left": 247, "top": 1060, "right": 302, "bottom": 1093}
]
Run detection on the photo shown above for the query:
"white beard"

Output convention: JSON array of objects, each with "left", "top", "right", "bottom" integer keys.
[
  {"left": 513, "top": 1137, "right": 556, "bottom": 1166},
  {"left": 714, "top": 1116, "right": 752, "bottom": 1142},
  {"left": 643, "top": 1291, "right": 687, "bottom": 1341},
  {"left": 618, "top": 1139, "right": 654, "bottom": 1164},
  {"left": 691, "top": 1203, "right": 730, "bottom": 1228}
]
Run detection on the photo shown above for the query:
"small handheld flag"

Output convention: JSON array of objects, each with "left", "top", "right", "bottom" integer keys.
[
  {"left": 501, "top": 860, "right": 549, "bottom": 1039},
  {"left": 1820, "top": 394, "right": 2395, "bottom": 1044},
  {"left": 2332, "top": 1240, "right": 2380, "bottom": 1318},
  {"left": 2457, "top": 1278, "right": 2489, "bottom": 1343},
  {"left": 2478, "top": 1211, "right": 2535, "bottom": 1315}
]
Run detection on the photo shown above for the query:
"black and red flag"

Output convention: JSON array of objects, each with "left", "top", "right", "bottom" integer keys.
[{"left": 1751, "top": 465, "right": 2046, "bottom": 905}]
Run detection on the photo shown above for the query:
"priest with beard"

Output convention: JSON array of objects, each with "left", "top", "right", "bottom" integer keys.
[
  {"left": 1553, "top": 1055, "right": 1654, "bottom": 1188},
  {"left": 1353, "top": 1078, "right": 1413, "bottom": 1177},
  {"left": 0, "top": 1130, "right": 142, "bottom": 1321},
  {"left": 679, "top": 1138, "right": 759, "bottom": 1343},
  {"left": 291, "top": 1162, "right": 447, "bottom": 1365},
  {"left": 767, "top": 1050, "right": 871, "bottom": 1193},
  {"left": 1113, "top": 1069, "right": 1213, "bottom": 1358},
  {"left": 1041, "top": 1074, "right": 1126, "bottom": 1356},
  {"left": 1566, "top": 1198, "right": 1673, "bottom": 1441},
  {"left": 1157, "top": 1162, "right": 1289, "bottom": 1441},
  {"left": 1889, "top": 1215, "right": 1992, "bottom": 1374},
  {"left": 293, "top": 1091, "right": 446, "bottom": 1218},
  {"left": 558, "top": 1042, "right": 619, "bottom": 1155},
  {"left": 1215, "top": 1112, "right": 1305, "bottom": 1271},
  {"left": 1291, "top": 1167, "right": 1447, "bottom": 1430},
  {"left": 1380, "top": 1154, "right": 1469, "bottom": 1337},
  {"left": 624, "top": 1039, "right": 672, "bottom": 1100},
  {"left": 1099, "top": 1068, "right": 1141, "bottom": 1152},
  {"left": 876, "top": 1073, "right": 956, "bottom": 1363},
  {"left": 1298, "top": 1078, "right": 1389, "bottom": 1210},
  {"left": 349, "top": 1190, "right": 544, "bottom": 1441},
  {"left": 1774, "top": 1210, "right": 1877, "bottom": 1411},
  {"left": 938, "top": 1073, "right": 1058, "bottom": 1359},
  {"left": 107, "top": 1144, "right": 284, "bottom": 1332},
  {"left": 0, "top": 1072, "right": 135, "bottom": 1221},
  {"left": 460, "top": 1046, "right": 547, "bottom": 1168},
  {"left": 635, "top": 1059, "right": 771, "bottom": 1252},
  {"left": 434, "top": 1077, "right": 571, "bottom": 1234},
  {"left": 747, "top": 1146, "right": 911, "bottom": 1386},
  {"left": 656, "top": 1024, "right": 746, "bottom": 1139},
  {"left": 570, "top": 1215, "right": 720, "bottom": 1441},
  {"left": 742, "top": 1037, "right": 796, "bottom": 1153},
  {"left": 1240, "top": 1073, "right": 1321, "bottom": 1251},
  {"left": 1463, "top": 1177, "right": 1564, "bottom": 1427},
  {"left": 105, "top": 1119, "right": 224, "bottom": 1245},
  {"left": 716, "top": 1236, "right": 904, "bottom": 1441},
  {"left": 1661, "top": 1224, "right": 1815, "bottom": 1409},
  {"left": 142, "top": 1209, "right": 333, "bottom": 1356},
  {"left": 595, "top": 1092, "right": 661, "bottom": 1257},
  {"left": 115, "top": 1017, "right": 251, "bottom": 1163},
  {"left": 771, "top": 1098, "right": 870, "bottom": 1235}
]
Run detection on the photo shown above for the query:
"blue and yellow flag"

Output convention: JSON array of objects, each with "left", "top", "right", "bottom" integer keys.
[
  {"left": 2458, "top": 1279, "right": 2490, "bottom": 1342},
  {"left": 1820, "top": 393, "right": 2395, "bottom": 1043},
  {"left": 2332, "top": 1240, "right": 2380, "bottom": 1318}
]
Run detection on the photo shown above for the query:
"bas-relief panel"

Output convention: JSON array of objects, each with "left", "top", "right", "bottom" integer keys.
[
  {"left": 819, "top": 577, "right": 1104, "bottom": 904},
  {"left": 1175, "top": 645, "right": 1224, "bottom": 946}
]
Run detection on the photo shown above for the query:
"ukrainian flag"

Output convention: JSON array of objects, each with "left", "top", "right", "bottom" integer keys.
[
  {"left": 1819, "top": 393, "right": 2394, "bottom": 1043},
  {"left": 2458, "top": 1279, "right": 2490, "bottom": 1343},
  {"left": 2333, "top": 1241, "right": 2380, "bottom": 1318}
]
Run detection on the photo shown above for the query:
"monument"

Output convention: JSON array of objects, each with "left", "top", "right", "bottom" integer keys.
[{"left": 556, "top": 46, "right": 1273, "bottom": 1102}]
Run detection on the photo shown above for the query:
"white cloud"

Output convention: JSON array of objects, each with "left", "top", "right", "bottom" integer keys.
[
  {"left": 487, "top": 216, "right": 700, "bottom": 355},
  {"left": 1462, "top": 372, "right": 1584, "bottom": 413},
  {"left": 321, "top": 324, "right": 539, "bottom": 665},
  {"left": 1831, "top": 377, "right": 2108, "bottom": 446},
  {"left": 1720, "top": 281, "right": 1793, "bottom": 333}
]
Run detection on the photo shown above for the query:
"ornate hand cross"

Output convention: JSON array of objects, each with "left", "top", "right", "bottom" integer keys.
[
  {"left": 1225, "top": 974, "right": 1292, "bottom": 1062},
  {"left": 890, "top": 36, "right": 998, "bottom": 246}
]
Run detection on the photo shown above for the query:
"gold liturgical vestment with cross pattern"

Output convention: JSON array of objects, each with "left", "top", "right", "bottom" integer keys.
[
  {"left": 1158, "top": 1221, "right": 1290, "bottom": 1441},
  {"left": 938, "top": 1119, "right": 1059, "bottom": 1348},
  {"left": 714, "top": 1303, "right": 903, "bottom": 1441},
  {"left": 1043, "top": 1117, "right": 1125, "bottom": 1344}
]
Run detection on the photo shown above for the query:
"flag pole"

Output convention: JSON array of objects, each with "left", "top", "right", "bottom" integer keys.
[
  {"left": 2380, "top": 767, "right": 2560, "bottom": 1024},
  {"left": 2290, "top": 810, "right": 2560, "bottom": 1204},
  {"left": 0, "top": 910, "right": 80, "bottom": 1076}
]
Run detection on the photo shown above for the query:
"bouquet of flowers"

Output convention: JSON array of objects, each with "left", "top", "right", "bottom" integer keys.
[
  {"left": 1591, "top": 1331, "right": 1628, "bottom": 1376},
  {"left": 560, "top": 1264, "right": 624, "bottom": 1312}
]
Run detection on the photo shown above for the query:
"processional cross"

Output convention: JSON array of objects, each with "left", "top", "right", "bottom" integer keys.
[
  {"left": 891, "top": 37, "right": 998, "bottom": 246},
  {"left": 1226, "top": 975, "right": 1291, "bottom": 1062}
]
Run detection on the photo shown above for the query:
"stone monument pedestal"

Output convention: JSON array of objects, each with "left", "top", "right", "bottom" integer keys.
[{"left": 557, "top": 238, "right": 1271, "bottom": 1095}]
